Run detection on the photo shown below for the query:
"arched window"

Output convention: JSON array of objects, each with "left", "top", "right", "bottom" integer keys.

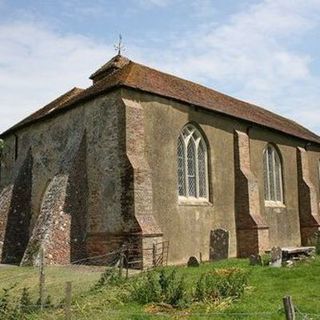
[
  {"left": 177, "top": 124, "right": 209, "bottom": 200},
  {"left": 263, "top": 144, "right": 284, "bottom": 204}
]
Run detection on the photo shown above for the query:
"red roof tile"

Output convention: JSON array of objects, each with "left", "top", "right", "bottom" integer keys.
[{"left": 1, "top": 55, "right": 320, "bottom": 145}]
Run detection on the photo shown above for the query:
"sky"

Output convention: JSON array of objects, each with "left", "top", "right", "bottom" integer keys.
[{"left": 0, "top": 0, "right": 320, "bottom": 134}]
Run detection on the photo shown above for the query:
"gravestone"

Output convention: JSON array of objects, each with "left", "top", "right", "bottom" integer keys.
[
  {"left": 210, "top": 229, "right": 229, "bottom": 261},
  {"left": 270, "top": 246, "right": 282, "bottom": 267},
  {"left": 249, "top": 254, "right": 262, "bottom": 266},
  {"left": 187, "top": 256, "right": 199, "bottom": 267}
]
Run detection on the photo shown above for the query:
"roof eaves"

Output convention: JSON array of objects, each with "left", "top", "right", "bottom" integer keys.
[{"left": 120, "top": 84, "right": 320, "bottom": 146}]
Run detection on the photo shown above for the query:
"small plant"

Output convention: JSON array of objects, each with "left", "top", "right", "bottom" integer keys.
[
  {"left": 130, "top": 268, "right": 189, "bottom": 307},
  {"left": 194, "top": 268, "right": 248, "bottom": 302},
  {"left": 214, "top": 268, "right": 248, "bottom": 298},
  {"left": 19, "top": 287, "right": 34, "bottom": 314},
  {"left": 94, "top": 268, "right": 125, "bottom": 290},
  {"left": 0, "top": 287, "right": 11, "bottom": 318},
  {"left": 131, "top": 271, "right": 162, "bottom": 304},
  {"left": 261, "top": 254, "right": 271, "bottom": 266},
  {"left": 0, "top": 285, "right": 20, "bottom": 320}
]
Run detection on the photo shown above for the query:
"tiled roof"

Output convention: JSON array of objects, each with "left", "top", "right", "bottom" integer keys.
[
  {"left": 1, "top": 55, "right": 320, "bottom": 144},
  {"left": 2, "top": 87, "right": 84, "bottom": 135}
]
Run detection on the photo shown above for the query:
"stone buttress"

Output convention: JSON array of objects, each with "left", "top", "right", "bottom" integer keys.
[
  {"left": 234, "top": 130, "right": 269, "bottom": 257},
  {"left": 21, "top": 134, "right": 88, "bottom": 266},
  {"left": 123, "top": 97, "right": 163, "bottom": 268},
  {"left": 297, "top": 147, "right": 320, "bottom": 245}
]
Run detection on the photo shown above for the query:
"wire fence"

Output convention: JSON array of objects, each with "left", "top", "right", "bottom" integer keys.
[{"left": 1, "top": 243, "right": 320, "bottom": 319}]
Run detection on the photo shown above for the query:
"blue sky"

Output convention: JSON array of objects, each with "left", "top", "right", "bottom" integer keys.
[{"left": 0, "top": 0, "right": 320, "bottom": 134}]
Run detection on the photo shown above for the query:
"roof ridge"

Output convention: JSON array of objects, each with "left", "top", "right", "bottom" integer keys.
[
  {"left": 123, "top": 60, "right": 320, "bottom": 143},
  {"left": 130, "top": 60, "right": 320, "bottom": 138},
  {"left": 1, "top": 56, "right": 319, "bottom": 145}
]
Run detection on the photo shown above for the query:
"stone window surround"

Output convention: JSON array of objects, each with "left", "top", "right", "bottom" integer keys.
[
  {"left": 263, "top": 143, "right": 285, "bottom": 207},
  {"left": 177, "top": 123, "right": 209, "bottom": 203}
]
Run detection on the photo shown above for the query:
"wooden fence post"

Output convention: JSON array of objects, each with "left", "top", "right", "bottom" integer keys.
[
  {"left": 283, "top": 296, "right": 295, "bottom": 320},
  {"left": 125, "top": 246, "right": 129, "bottom": 279},
  {"left": 119, "top": 246, "right": 124, "bottom": 278},
  {"left": 152, "top": 243, "right": 157, "bottom": 267},
  {"left": 39, "top": 246, "right": 45, "bottom": 311},
  {"left": 65, "top": 281, "right": 72, "bottom": 320}
]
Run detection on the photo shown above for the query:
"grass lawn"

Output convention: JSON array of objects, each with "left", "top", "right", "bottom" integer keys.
[{"left": 1, "top": 257, "right": 320, "bottom": 319}]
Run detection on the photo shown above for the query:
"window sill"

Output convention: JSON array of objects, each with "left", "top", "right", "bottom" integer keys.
[
  {"left": 178, "top": 197, "right": 212, "bottom": 207},
  {"left": 265, "top": 201, "right": 286, "bottom": 208}
]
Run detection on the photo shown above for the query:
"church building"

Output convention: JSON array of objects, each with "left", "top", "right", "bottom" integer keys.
[{"left": 0, "top": 55, "right": 320, "bottom": 267}]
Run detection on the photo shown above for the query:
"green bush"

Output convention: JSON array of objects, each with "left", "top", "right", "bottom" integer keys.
[
  {"left": 261, "top": 254, "right": 271, "bottom": 266},
  {"left": 130, "top": 269, "right": 189, "bottom": 307},
  {"left": 130, "top": 271, "right": 162, "bottom": 304},
  {"left": 94, "top": 268, "right": 125, "bottom": 290},
  {"left": 194, "top": 268, "right": 248, "bottom": 302}
]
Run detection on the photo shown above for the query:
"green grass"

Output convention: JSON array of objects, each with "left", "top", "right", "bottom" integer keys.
[
  {"left": 0, "top": 264, "right": 102, "bottom": 305},
  {"left": 1, "top": 258, "right": 320, "bottom": 319}
]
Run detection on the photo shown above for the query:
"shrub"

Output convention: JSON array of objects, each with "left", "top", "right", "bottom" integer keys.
[
  {"left": 130, "top": 268, "right": 189, "bottom": 307},
  {"left": 194, "top": 268, "right": 248, "bottom": 302},
  {"left": 214, "top": 268, "right": 248, "bottom": 298},
  {"left": 159, "top": 269, "right": 188, "bottom": 307},
  {"left": 261, "top": 254, "right": 271, "bottom": 266},
  {"left": 131, "top": 271, "right": 162, "bottom": 304},
  {"left": 94, "top": 268, "right": 125, "bottom": 290}
]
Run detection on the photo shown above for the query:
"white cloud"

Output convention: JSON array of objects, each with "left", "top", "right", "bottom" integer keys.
[
  {"left": 0, "top": 0, "right": 320, "bottom": 136},
  {"left": 0, "top": 21, "right": 113, "bottom": 132},
  {"left": 141, "top": 0, "right": 320, "bottom": 134},
  {"left": 137, "top": 0, "right": 171, "bottom": 7}
]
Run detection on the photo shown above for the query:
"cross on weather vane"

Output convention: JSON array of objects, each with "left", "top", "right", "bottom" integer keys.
[{"left": 114, "top": 34, "right": 125, "bottom": 55}]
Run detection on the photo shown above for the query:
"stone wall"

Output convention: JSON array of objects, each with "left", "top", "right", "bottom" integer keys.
[
  {"left": 1, "top": 149, "right": 33, "bottom": 264},
  {"left": 126, "top": 89, "right": 238, "bottom": 264},
  {"left": 0, "top": 85, "right": 320, "bottom": 267},
  {"left": 122, "top": 88, "right": 320, "bottom": 262},
  {"left": 250, "top": 129, "right": 303, "bottom": 248},
  {"left": 0, "top": 185, "right": 13, "bottom": 258},
  {"left": 1, "top": 91, "right": 143, "bottom": 265}
]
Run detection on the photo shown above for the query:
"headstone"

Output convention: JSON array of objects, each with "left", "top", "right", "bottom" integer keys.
[
  {"left": 270, "top": 246, "right": 282, "bottom": 267},
  {"left": 210, "top": 229, "right": 229, "bottom": 261},
  {"left": 187, "top": 256, "right": 199, "bottom": 267},
  {"left": 249, "top": 254, "right": 262, "bottom": 266}
]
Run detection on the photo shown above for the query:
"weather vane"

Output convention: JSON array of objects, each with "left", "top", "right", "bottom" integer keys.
[{"left": 114, "top": 34, "right": 125, "bottom": 55}]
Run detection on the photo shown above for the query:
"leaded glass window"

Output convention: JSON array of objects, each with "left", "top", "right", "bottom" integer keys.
[
  {"left": 263, "top": 144, "right": 284, "bottom": 204},
  {"left": 177, "top": 124, "right": 209, "bottom": 200}
]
